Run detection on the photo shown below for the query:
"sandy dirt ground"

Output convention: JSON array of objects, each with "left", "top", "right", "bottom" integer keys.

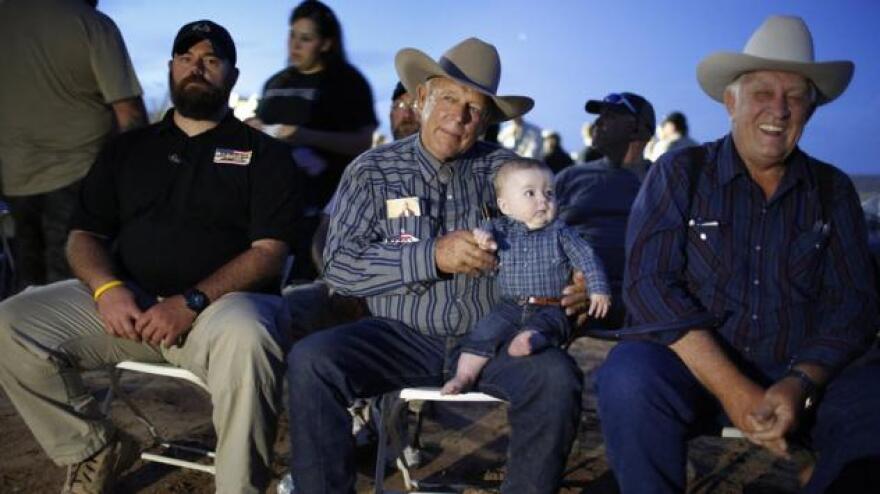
[{"left": 0, "top": 338, "right": 805, "bottom": 493}]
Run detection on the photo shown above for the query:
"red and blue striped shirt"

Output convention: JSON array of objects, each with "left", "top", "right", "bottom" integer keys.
[{"left": 624, "top": 135, "right": 878, "bottom": 372}]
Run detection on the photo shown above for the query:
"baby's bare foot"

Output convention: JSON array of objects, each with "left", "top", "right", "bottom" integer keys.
[
  {"left": 508, "top": 331, "right": 536, "bottom": 356},
  {"left": 442, "top": 353, "right": 489, "bottom": 394},
  {"left": 508, "top": 330, "right": 549, "bottom": 357}
]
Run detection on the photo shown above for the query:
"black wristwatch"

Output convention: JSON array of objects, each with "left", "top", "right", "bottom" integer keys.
[
  {"left": 785, "top": 367, "right": 819, "bottom": 410},
  {"left": 183, "top": 288, "right": 210, "bottom": 314}
]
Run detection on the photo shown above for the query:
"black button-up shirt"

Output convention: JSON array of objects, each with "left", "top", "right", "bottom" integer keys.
[{"left": 72, "top": 110, "right": 302, "bottom": 296}]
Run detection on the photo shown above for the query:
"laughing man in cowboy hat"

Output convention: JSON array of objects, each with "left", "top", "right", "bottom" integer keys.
[
  {"left": 594, "top": 15, "right": 880, "bottom": 493},
  {"left": 286, "top": 38, "right": 589, "bottom": 493}
]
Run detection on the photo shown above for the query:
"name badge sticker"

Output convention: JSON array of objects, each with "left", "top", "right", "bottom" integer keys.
[
  {"left": 214, "top": 148, "right": 253, "bottom": 166},
  {"left": 386, "top": 197, "right": 422, "bottom": 218}
]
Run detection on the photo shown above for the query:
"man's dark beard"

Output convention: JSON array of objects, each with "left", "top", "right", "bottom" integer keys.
[{"left": 169, "top": 73, "right": 231, "bottom": 120}]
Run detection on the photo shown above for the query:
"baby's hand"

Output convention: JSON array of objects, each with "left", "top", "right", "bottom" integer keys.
[
  {"left": 472, "top": 228, "right": 497, "bottom": 252},
  {"left": 588, "top": 294, "right": 611, "bottom": 319}
]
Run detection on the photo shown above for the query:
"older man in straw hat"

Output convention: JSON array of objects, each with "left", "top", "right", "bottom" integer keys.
[
  {"left": 595, "top": 15, "right": 880, "bottom": 493},
  {"left": 286, "top": 38, "right": 588, "bottom": 493}
]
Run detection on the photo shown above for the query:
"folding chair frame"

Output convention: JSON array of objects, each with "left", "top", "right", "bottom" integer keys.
[
  {"left": 109, "top": 361, "right": 216, "bottom": 475},
  {"left": 373, "top": 387, "right": 505, "bottom": 494}
]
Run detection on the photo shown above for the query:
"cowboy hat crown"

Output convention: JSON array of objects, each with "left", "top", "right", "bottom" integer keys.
[
  {"left": 697, "top": 15, "right": 854, "bottom": 105},
  {"left": 395, "top": 37, "right": 533, "bottom": 123}
]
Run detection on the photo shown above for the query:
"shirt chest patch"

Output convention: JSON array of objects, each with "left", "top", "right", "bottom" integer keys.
[{"left": 213, "top": 148, "right": 252, "bottom": 166}]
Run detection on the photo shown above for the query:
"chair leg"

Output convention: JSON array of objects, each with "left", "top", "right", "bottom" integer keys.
[
  {"left": 108, "top": 367, "right": 163, "bottom": 442},
  {"left": 374, "top": 395, "right": 389, "bottom": 494},
  {"left": 109, "top": 365, "right": 216, "bottom": 475}
]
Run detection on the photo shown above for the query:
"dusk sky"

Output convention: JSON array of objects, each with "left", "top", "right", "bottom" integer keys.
[{"left": 101, "top": 0, "right": 879, "bottom": 175}]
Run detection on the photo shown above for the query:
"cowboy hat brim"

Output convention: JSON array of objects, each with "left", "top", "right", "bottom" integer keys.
[
  {"left": 697, "top": 52, "right": 854, "bottom": 105},
  {"left": 395, "top": 47, "right": 534, "bottom": 124}
]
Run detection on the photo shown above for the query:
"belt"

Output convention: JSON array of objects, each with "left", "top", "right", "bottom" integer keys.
[{"left": 515, "top": 296, "right": 562, "bottom": 306}]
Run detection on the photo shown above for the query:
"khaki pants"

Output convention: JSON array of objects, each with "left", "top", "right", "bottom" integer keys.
[{"left": 0, "top": 280, "right": 289, "bottom": 494}]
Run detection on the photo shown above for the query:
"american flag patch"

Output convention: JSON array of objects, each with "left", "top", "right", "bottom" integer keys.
[{"left": 213, "top": 148, "right": 252, "bottom": 166}]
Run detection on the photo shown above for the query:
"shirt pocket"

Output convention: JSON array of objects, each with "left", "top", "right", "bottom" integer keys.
[
  {"left": 786, "top": 226, "right": 829, "bottom": 300},
  {"left": 383, "top": 215, "right": 435, "bottom": 244},
  {"left": 685, "top": 219, "right": 730, "bottom": 281}
]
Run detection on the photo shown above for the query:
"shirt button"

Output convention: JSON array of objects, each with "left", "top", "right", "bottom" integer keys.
[
  {"left": 753, "top": 279, "right": 760, "bottom": 286},
  {"left": 754, "top": 245, "right": 762, "bottom": 251},
  {"left": 761, "top": 208, "right": 767, "bottom": 215},
  {"left": 743, "top": 346, "right": 751, "bottom": 353},
  {"left": 752, "top": 314, "right": 759, "bottom": 321},
  {"left": 447, "top": 194, "right": 453, "bottom": 200}
]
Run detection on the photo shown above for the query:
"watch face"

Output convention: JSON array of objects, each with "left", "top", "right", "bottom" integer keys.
[{"left": 186, "top": 290, "right": 208, "bottom": 312}]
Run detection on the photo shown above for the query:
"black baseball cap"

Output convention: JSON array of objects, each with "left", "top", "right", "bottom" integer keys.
[
  {"left": 585, "top": 92, "right": 656, "bottom": 138},
  {"left": 392, "top": 81, "right": 408, "bottom": 101},
  {"left": 172, "top": 20, "right": 237, "bottom": 66}
]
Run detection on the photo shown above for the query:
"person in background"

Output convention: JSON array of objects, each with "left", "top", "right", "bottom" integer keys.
[
  {"left": 0, "top": 0, "right": 147, "bottom": 292},
  {"left": 598, "top": 16, "right": 880, "bottom": 493},
  {"left": 554, "top": 92, "right": 652, "bottom": 330},
  {"left": 585, "top": 91, "right": 655, "bottom": 181},
  {"left": 498, "top": 115, "right": 543, "bottom": 159},
  {"left": 251, "top": 0, "right": 377, "bottom": 280},
  {"left": 578, "top": 121, "right": 603, "bottom": 163},
  {"left": 389, "top": 81, "right": 420, "bottom": 141},
  {"left": 541, "top": 129, "right": 575, "bottom": 173},
  {"left": 645, "top": 110, "right": 699, "bottom": 162}
]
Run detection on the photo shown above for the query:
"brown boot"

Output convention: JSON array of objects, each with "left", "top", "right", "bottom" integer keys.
[{"left": 61, "top": 430, "right": 140, "bottom": 494}]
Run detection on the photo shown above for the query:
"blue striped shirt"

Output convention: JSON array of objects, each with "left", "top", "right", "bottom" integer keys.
[
  {"left": 323, "top": 134, "right": 517, "bottom": 336},
  {"left": 624, "top": 134, "right": 878, "bottom": 372},
  {"left": 488, "top": 217, "right": 609, "bottom": 298}
]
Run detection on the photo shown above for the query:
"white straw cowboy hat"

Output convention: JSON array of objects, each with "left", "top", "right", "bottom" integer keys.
[
  {"left": 395, "top": 37, "right": 534, "bottom": 123},
  {"left": 697, "top": 15, "right": 854, "bottom": 105}
]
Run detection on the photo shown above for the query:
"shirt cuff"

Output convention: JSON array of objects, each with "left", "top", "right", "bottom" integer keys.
[
  {"left": 401, "top": 237, "right": 439, "bottom": 284},
  {"left": 789, "top": 342, "right": 863, "bottom": 374},
  {"left": 587, "top": 278, "right": 610, "bottom": 297}
]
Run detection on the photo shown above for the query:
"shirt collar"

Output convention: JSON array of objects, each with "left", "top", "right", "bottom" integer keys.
[
  {"left": 415, "top": 134, "right": 468, "bottom": 186},
  {"left": 156, "top": 108, "right": 237, "bottom": 140},
  {"left": 716, "top": 134, "right": 747, "bottom": 186},
  {"left": 502, "top": 216, "right": 562, "bottom": 235},
  {"left": 716, "top": 133, "right": 811, "bottom": 193}
]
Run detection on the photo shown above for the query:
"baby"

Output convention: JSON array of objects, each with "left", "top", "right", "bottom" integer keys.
[{"left": 442, "top": 158, "right": 611, "bottom": 394}]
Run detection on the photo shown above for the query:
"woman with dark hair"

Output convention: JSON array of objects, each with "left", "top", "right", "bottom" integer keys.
[{"left": 253, "top": 0, "right": 377, "bottom": 278}]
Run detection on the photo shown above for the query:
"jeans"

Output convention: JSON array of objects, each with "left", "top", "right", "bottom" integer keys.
[
  {"left": 595, "top": 341, "right": 880, "bottom": 494},
  {"left": 287, "top": 317, "right": 583, "bottom": 493},
  {"left": 461, "top": 300, "right": 569, "bottom": 357}
]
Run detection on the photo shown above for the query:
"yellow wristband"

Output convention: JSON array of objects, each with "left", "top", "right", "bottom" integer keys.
[{"left": 93, "top": 280, "right": 124, "bottom": 301}]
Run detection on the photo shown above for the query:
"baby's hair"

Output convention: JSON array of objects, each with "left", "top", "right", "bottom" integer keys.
[{"left": 492, "top": 158, "right": 553, "bottom": 195}]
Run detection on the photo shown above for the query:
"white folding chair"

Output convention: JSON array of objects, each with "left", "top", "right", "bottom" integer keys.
[
  {"left": 110, "top": 361, "right": 216, "bottom": 474},
  {"left": 373, "top": 387, "right": 505, "bottom": 494}
]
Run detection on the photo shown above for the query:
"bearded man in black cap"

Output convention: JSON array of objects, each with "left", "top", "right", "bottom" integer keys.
[{"left": 0, "top": 20, "right": 301, "bottom": 494}]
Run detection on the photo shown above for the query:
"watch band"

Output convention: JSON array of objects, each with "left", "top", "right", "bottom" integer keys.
[{"left": 785, "top": 367, "right": 818, "bottom": 410}]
